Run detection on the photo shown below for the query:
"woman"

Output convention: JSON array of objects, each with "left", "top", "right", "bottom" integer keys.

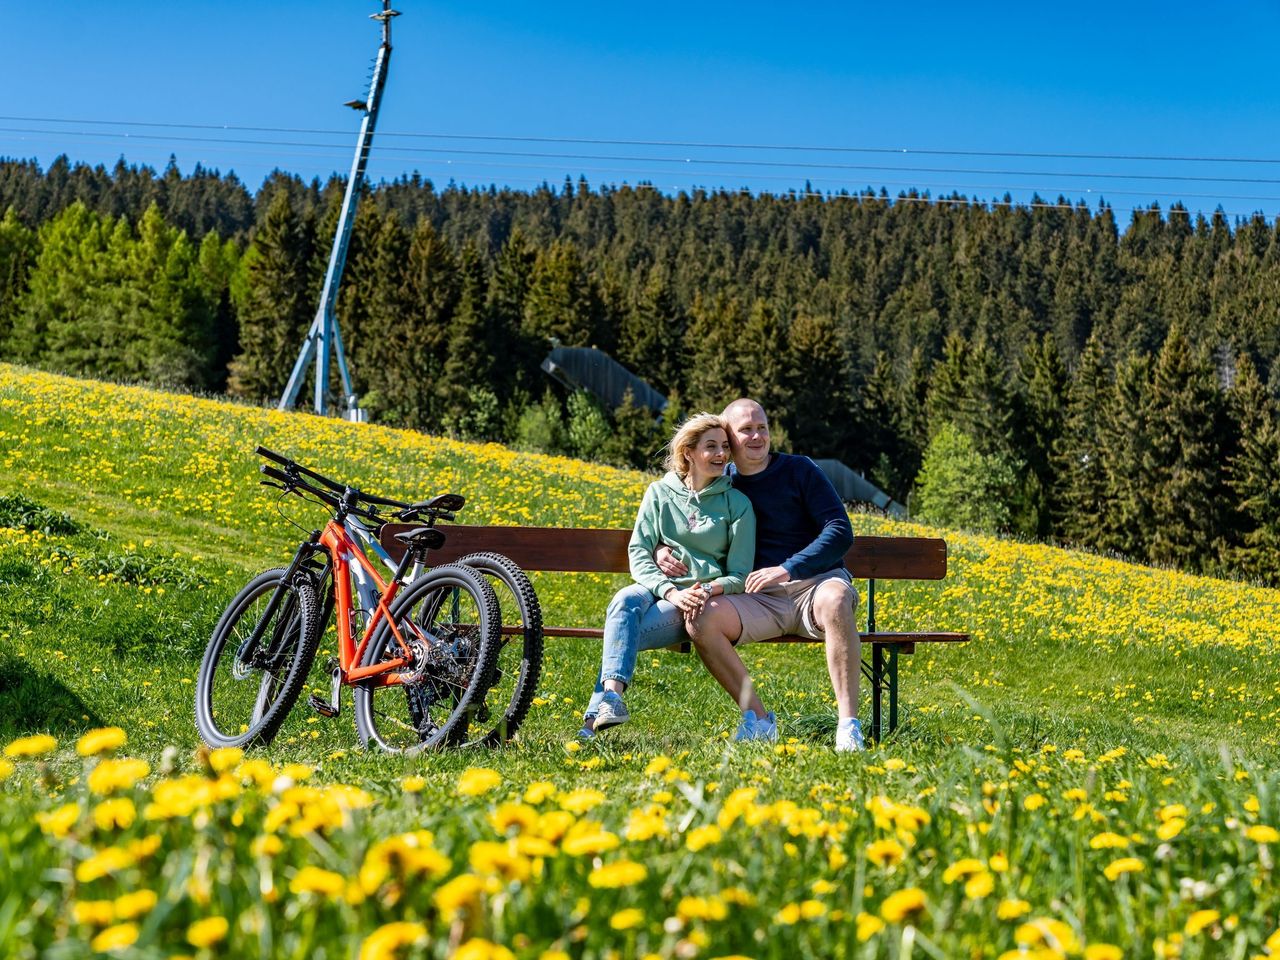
[{"left": 580, "top": 413, "right": 756, "bottom": 736}]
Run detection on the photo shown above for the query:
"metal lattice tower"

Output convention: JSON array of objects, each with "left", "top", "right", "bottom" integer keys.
[{"left": 278, "top": 1, "right": 400, "bottom": 420}]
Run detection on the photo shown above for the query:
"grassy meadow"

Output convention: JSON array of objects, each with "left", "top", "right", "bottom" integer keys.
[{"left": 2, "top": 363, "right": 1280, "bottom": 959}]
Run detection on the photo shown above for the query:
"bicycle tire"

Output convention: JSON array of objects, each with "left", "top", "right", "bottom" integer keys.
[
  {"left": 352, "top": 563, "right": 501, "bottom": 753},
  {"left": 457, "top": 551, "right": 544, "bottom": 746},
  {"left": 195, "top": 567, "right": 320, "bottom": 749}
]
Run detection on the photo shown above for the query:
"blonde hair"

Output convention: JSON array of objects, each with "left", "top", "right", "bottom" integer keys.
[{"left": 663, "top": 412, "right": 729, "bottom": 478}]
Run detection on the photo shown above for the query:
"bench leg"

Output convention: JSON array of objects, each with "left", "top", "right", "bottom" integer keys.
[
  {"left": 888, "top": 646, "right": 899, "bottom": 735},
  {"left": 871, "top": 644, "right": 884, "bottom": 743}
]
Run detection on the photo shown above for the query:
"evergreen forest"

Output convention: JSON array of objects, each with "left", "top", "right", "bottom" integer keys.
[{"left": 3, "top": 155, "right": 1279, "bottom": 584}]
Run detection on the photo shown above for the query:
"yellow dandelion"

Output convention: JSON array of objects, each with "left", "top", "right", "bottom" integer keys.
[
  {"left": 434, "top": 874, "right": 486, "bottom": 921},
  {"left": 856, "top": 912, "right": 885, "bottom": 941},
  {"left": 588, "top": 859, "right": 648, "bottom": 888},
  {"left": 1089, "top": 832, "right": 1130, "bottom": 850},
  {"left": 677, "top": 896, "right": 729, "bottom": 922},
  {"left": 89, "top": 922, "right": 138, "bottom": 952},
  {"left": 453, "top": 940, "right": 516, "bottom": 960},
  {"left": 865, "top": 838, "right": 905, "bottom": 868},
  {"left": 997, "top": 899, "right": 1032, "bottom": 920},
  {"left": 557, "top": 787, "right": 606, "bottom": 815},
  {"left": 88, "top": 757, "right": 150, "bottom": 795},
  {"left": 1103, "top": 857, "right": 1145, "bottom": 881},
  {"left": 36, "top": 803, "right": 81, "bottom": 838},
  {"left": 1084, "top": 946, "right": 1122, "bottom": 960},
  {"left": 359, "top": 921, "right": 427, "bottom": 960},
  {"left": 187, "top": 916, "right": 230, "bottom": 948},
  {"left": 880, "top": 888, "right": 927, "bottom": 924},
  {"left": 685, "top": 824, "right": 722, "bottom": 852},
  {"left": 0, "top": 758, "right": 12, "bottom": 781},
  {"left": 400, "top": 775, "right": 426, "bottom": 793},
  {"left": 112, "top": 890, "right": 157, "bottom": 920},
  {"left": 73, "top": 899, "right": 115, "bottom": 927},
  {"left": 942, "top": 858, "right": 986, "bottom": 883},
  {"left": 76, "top": 846, "right": 134, "bottom": 883},
  {"left": 1246, "top": 825, "right": 1280, "bottom": 844},
  {"left": 4, "top": 734, "right": 57, "bottom": 758},
  {"left": 289, "top": 866, "right": 346, "bottom": 897},
  {"left": 610, "top": 908, "right": 644, "bottom": 931},
  {"left": 523, "top": 780, "right": 557, "bottom": 804},
  {"left": 93, "top": 798, "right": 137, "bottom": 832},
  {"left": 207, "top": 747, "right": 244, "bottom": 773},
  {"left": 1185, "top": 909, "right": 1220, "bottom": 936},
  {"left": 456, "top": 767, "right": 503, "bottom": 797},
  {"left": 1023, "top": 793, "right": 1047, "bottom": 811},
  {"left": 964, "top": 871, "right": 994, "bottom": 899},
  {"left": 76, "top": 727, "right": 127, "bottom": 757}
]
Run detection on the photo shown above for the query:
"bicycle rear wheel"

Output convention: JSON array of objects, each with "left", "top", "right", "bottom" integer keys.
[
  {"left": 457, "top": 552, "right": 544, "bottom": 746},
  {"left": 352, "top": 564, "right": 501, "bottom": 753},
  {"left": 195, "top": 567, "right": 320, "bottom": 749}
]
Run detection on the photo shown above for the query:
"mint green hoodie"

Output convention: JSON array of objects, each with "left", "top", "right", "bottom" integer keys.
[{"left": 628, "top": 472, "right": 756, "bottom": 600}]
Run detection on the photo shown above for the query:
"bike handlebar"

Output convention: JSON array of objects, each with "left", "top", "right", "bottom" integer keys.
[{"left": 256, "top": 447, "right": 453, "bottom": 522}]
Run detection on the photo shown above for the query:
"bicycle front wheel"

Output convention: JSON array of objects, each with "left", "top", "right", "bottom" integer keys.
[
  {"left": 352, "top": 564, "right": 501, "bottom": 753},
  {"left": 458, "top": 552, "right": 544, "bottom": 746},
  {"left": 195, "top": 567, "right": 320, "bottom": 749}
]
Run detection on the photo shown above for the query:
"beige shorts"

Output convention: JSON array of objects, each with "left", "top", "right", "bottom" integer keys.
[{"left": 725, "top": 568, "right": 857, "bottom": 645}]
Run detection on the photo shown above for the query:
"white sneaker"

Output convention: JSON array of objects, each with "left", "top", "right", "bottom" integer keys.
[
  {"left": 593, "top": 691, "right": 630, "bottom": 732},
  {"left": 835, "top": 717, "right": 865, "bottom": 752}
]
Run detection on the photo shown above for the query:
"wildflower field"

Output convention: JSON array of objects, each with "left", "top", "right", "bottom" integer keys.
[{"left": 3, "top": 363, "right": 1280, "bottom": 959}]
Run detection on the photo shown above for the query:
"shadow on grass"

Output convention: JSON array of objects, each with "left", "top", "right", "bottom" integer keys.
[{"left": 0, "top": 651, "right": 100, "bottom": 738}]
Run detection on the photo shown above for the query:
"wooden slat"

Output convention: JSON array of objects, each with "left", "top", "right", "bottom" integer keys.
[
  {"left": 846, "top": 536, "right": 948, "bottom": 580},
  {"left": 382, "top": 524, "right": 949, "bottom": 581},
  {"left": 539, "top": 625, "right": 968, "bottom": 647},
  {"left": 381, "top": 524, "right": 630, "bottom": 572}
]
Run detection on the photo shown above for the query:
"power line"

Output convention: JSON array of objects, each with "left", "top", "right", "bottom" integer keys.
[
  {"left": 4, "top": 113, "right": 1280, "bottom": 167},
  {"left": 6, "top": 124, "right": 1280, "bottom": 188}
]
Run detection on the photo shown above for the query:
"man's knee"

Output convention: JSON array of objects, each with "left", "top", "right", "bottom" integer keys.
[{"left": 812, "top": 579, "right": 857, "bottom": 626}]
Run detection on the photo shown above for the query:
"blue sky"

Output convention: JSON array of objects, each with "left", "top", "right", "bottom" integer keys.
[{"left": 5, "top": 1, "right": 1280, "bottom": 221}]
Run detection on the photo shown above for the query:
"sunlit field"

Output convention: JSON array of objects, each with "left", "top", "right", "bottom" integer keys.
[{"left": 3, "top": 363, "right": 1280, "bottom": 958}]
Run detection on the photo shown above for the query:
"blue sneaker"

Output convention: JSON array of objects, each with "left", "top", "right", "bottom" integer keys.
[
  {"left": 577, "top": 722, "right": 595, "bottom": 739},
  {"left": 835, "top": 716, "right": 865, "bottom": 752},
  {"left": 733, "top": 709, "right": 778, "bottom": 743},
  {"left": 593, "top": 691, "right": 630, "bottom": 732}
]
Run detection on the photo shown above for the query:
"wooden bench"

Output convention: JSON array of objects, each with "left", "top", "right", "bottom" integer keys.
[{"left": 381, "top": 524, "right": 969, "bottom": 741}]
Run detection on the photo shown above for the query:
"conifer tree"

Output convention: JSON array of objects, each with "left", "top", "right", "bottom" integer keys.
[
  {"left": 786, "top": 311, "right": 850, "bottom": 459},
  {"left": 1226, "top": 353, "right": 1280, "bottom": 582},
  {"left": 441, "top": 244, "right": 499, "bottom": 439},
  {"left": 487, "top": 228, "right": 541, "bottom": 403},
  {"left": 1097, "top": 352, "right": 1154, "bottom": 559},
  {"left": 1145, "top": 327, "right": 1229, "bottom": 571},
  {"left": 523, "top": 240, "right": 595, "bottom": 346},
  {"left": 1055, "top": 335, "right": 1109, "bottom": 547},
  {"left": 0, "top": 208, "right": 35, "bottom": 351},
  {"left": 1019, "top": 333, "right": 1068, "bottom": 537},
  {"left": 685, "top": 293, "right": 745, "bottom": 411},
  {"left": 228, "top": 190, "right": 316, "bottom": 402}
]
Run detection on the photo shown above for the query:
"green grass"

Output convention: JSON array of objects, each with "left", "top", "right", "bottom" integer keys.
[{"left": 2, "top": 363, "right": 1280, "bottom": 958}]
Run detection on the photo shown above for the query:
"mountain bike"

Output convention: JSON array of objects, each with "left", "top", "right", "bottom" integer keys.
[{"left": 194, "top": 447, "right": 503, "bottom": 752}]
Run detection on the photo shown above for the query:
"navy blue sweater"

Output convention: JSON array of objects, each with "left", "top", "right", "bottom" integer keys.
[{"left": 728, "top": 453, "right": 853, "bottom": 579}]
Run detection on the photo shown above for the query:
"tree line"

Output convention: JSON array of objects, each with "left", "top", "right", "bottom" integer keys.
[{"left": 2, "top": 155, "right": 1279, "bottom": 583}]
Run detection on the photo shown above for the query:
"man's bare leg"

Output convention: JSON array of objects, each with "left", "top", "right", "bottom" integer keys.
[
  {"left": 811, "top": 580, "right": 860, "bottom": 718},
  {"left": 686, "top": 601, "right": 767, "bottom": 717}
]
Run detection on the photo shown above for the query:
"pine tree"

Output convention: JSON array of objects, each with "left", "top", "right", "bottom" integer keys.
[
  {"left": 925, "top": 333, "right": 971, "bottom": 435},
  {"left": 786, "top": 311, "right": 850, "bottom": 459},
  {"left": 1226, "top": 353, "right": 1280, "bottom": 582},
  {"left": 1145, "top": 327, "right": 1228, "bottom": 571},
  {"left": 522, "top": 240, "right": 595, "bottom": 347},
  {"left": 602, "top": 387, "right": 662, "bottom": 469},
  {"left": 739, "top": 298, "right": 792, "bottom": 431},
  {"left": 1019, "top": 333, "right": 1068, "bottom": 537},
  {"left": 441, "top": 244, "right": 498, "bottom": 438},
  {"left": 684, "top": 293, "right": 745, "bottom": 412},
  {"left": 619, "top": 263, "right": 684, "bottom": 395},
  {"left": 0, "top": 208, "right": 35, "bottom": 352},
  {"left": 227, "top": 190, "right": 316, "bottom": 402},
  {"left": 1055, "top": 335, "right": 1109, "bottom": 547},
  {"left": 1096, "top": 352, "right": 1154, "bottom": 559}
]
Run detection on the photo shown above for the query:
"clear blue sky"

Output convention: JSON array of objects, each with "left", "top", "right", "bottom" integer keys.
[{"left": 5, "top": 1, "right": 1280, "bottom": 222}]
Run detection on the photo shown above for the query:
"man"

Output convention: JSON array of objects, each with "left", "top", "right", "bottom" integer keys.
[{"left": 657, "top": 398, "right": 865, "bottom": 751}]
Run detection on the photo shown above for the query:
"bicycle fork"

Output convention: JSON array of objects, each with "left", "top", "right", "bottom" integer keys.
[{"left": 235, "top": 533, "right": 322, "bottom": 669}]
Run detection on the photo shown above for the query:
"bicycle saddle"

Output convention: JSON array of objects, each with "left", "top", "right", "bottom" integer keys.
[{"left": 392, "top": 526, "right": 447, "bottom": 550}]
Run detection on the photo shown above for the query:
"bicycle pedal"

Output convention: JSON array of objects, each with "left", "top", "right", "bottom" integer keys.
[{"left": 308, "top": 694, "right": 339, "bottom": 718}]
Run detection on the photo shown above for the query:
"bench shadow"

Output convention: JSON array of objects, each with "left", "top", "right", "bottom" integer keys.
[{"left": 0, "top": 652, "right": 101, "bottom": 738}]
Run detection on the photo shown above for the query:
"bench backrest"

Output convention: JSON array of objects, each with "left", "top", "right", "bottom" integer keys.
[{"left": 380, "top": 524, "right": 947, "bottom": 580}]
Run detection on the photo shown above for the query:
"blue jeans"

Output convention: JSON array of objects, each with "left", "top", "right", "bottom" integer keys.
[{"left": 584, "top": 583, "right": 687, "bottom": 720}]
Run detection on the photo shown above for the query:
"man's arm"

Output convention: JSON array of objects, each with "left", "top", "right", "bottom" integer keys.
[
  {"left": 654, "top": 543, "right": 688, "bottom": 578},
  {"left": 780, "top": 458, "right": 853, "bottom": 580}
]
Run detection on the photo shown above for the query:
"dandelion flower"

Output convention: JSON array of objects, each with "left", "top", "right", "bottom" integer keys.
[
  {"left": 112, "top": 890, "right": 157, "bottom": 921},
  {"left": 610, "top": 908, "right": 644, "bottom": 931},
  {"left": 865, "top": 838, "right": 905, "bottom": 868},
  {"left": 453, "top": 939, "right": 515, "bottom": 960},
  {"left": 588, "top": 859, "right": 648, "bottom": 888},
  {"left": 1184, "top": 910, "right": 1220, "bottom": 936},
  {"left": 90, "top": 922, "right": 138, "bottom": 952},
  {"left": 359, "top": 921, "right": 426, "bottom": 960},
  {"left": 685, "top": 824, "right": 722, "bottom": 852},
  {"left": 187, "top": 916, "right": 230, "bottom": 947},
  {"left": 880, "top": 888, "right": 926, "bottom": 923},
  {"left": 856, "top": 912, "right": 885, "bottom": 941},
  {"left": 1246, "top": 825, "right": 1280, "bottom": 844},
  {"left": 1084, "top": 944, "right": 1122, "bottom": 960},
  {"left": 76, "top": 727, "right": 126, "bottom": 757},
  {"left": 1103, "top": 857, "right": 1144, "bottom": 881},
  {"left": 289, "top": 866, "right": 346, "bottom": 897},
  {"left": 4, "top": 734, "right": 56, "bottom": 758}
]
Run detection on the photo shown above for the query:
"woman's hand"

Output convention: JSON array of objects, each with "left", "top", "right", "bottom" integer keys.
[{"left": 664, "top": 584, "right": 710, "bottom": 614}]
